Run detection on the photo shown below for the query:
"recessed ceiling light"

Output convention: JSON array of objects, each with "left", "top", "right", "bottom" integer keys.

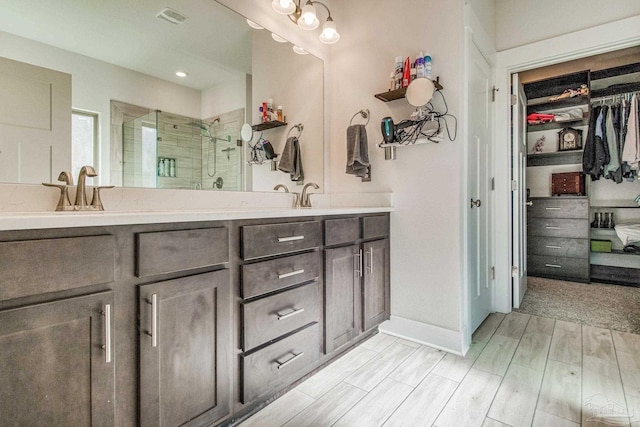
[
  {"left": 246, "top": 19, "right": 264, "bottom": 30},
  {"left": 293, "top": 45, "right": 308, "bottom": 55},
  {"left": 175, "top": 71, "right": 188, "bottom": 77},
  {"left": 271, "top": 33, "right": 288, "bottom": 43}
]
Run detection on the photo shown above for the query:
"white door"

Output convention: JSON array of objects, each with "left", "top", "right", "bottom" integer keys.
[
  {"left": 511, "top": 73, "right": 528, "bottom": 308},
  {"left": 468, "top": 40, "right": 493, "bottom": 333}
]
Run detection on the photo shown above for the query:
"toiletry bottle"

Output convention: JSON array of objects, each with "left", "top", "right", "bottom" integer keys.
[
  {"left": 389, "top": 71, "right": 396, "bottom": 91},
  {"left": 262, "top": 102, "right": 268, "bottom": 123},
  {"left": 164, "top": 159, "right": 170, "bottom": 177},
  {"left": 402, "top": 57, "right": 411, "bottom": 87},
  {"left": 158, "top": 159, "right": 164, "bottom": 177},
  {"left": 170, "top": 159, "right": 176, "bottom": 177},
  {"left": 394, "top": 56, "right": 403, "bottom": 90},
  {"left": 424, "top": 53, "right": 432, "bottom": 80},
  {"left": 277, "top": 105, "right": 283, "bottom": 122},
  {"left": 416, "top": 51, "right": 425, "bottom": 78}
]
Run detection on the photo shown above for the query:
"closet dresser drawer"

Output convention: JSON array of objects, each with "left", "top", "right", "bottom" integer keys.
[
  {"left": 528, "top": 236, "right": 589, "bottom": 258},
  {"left": 241, "top": 323, "right": 320, "bottom": 403},
  {"left": 528, "top": 198, "right": 588, "bottom": 219},
  {"left": 528, "top": 255, "right": 590, "bottom": 281},
  {"left": 242, "top": 221, "right": 321, "bottom": 260},
  {"left": 528, "top": 218, "right": 589, "bottom": 239},
  {"left": 241, "top": 282, "right": 319, "bottom": 350}
]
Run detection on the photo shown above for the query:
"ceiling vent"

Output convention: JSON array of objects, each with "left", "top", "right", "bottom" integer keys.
[{"left": 156, "top": 7, "right": 188, "bottom": 25}]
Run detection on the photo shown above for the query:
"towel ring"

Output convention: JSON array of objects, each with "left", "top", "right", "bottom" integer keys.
[
  {"left": 287, "top": 123, "right": 304, "bottom": 139},
  {"left": 350, "top": 109, "right": 370, "bottom": 126}
]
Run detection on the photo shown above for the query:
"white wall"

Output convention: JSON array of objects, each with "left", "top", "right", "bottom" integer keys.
[
  {"left": 495, "top": 0, "right": 640, "bottom": 51},
  {"left": 201, "top": 75, "right": 246, "bottom": 120},
  {"left": 328, "top": 0, "right": 466, "bottom": 341},
  {"left": 0, "top": 31, "right": 202, "bottom": 185}
]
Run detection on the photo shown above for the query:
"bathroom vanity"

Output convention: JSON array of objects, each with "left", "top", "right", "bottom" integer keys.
[{"left": 0, "top": 208, "right": 390, "bottom": 426}]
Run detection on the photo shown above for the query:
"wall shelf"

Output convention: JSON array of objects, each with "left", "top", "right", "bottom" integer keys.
[
  {"left": 527, "top": 115, "right": 589, "bottom": 132},
  {"left": 527, "top": 150, "right": 583, "bottom": 167},
  {"left": 378, "top": 134, "right": 444, "bottom": 148},
  {"left": 374, "top": 77, "right": 443, "bottom": 102},
  {"left": 252, "top": 120, "right": 287, "bottom": 131}
]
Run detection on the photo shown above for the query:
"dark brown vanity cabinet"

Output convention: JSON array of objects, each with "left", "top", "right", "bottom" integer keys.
[
  {"left": 138, "top": 270, "right": 231, "bottom": 427},
  {"left": 324, "top": 215, "right": 390, "bottom": 355}
]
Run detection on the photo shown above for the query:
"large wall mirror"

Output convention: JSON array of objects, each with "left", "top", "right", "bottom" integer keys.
[{"left": 0, "top": 0, "right": 323, "bottom": 192}]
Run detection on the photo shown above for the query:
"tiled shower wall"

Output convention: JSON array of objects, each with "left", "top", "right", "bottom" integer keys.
[{"left": 202, "top": 108, "right": 244, "bottom": 191}]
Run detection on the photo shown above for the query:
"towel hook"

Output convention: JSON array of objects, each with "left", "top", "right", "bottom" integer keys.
[
  {"left": 287, "top": 123, "right": 304, "bottom": 139},
  {"left": 350, "top": 109, "right": 370, "bottom": 126}
]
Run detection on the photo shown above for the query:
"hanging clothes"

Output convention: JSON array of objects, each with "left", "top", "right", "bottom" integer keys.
[
  {"left": 583, "top": 105, "right": 608, "bottom": 180},
  {"left": 604, "top": 105, "right": 622, "bottom": 183},
  {"left": 621, "top": 94, "right": 639, "bottom": 172}
]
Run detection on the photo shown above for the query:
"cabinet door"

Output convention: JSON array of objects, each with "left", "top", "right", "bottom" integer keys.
[
  {"left": 0, "top": 291, "right": 115, "bottom": 426},
  {"left": 324, "top": 245, "right": 361, "bottom": 354},
  {"left": 363, "top": 239, "right": 390, "bottom": 331},
  {"left": 139, "top": 270, "right": 231, "bottom": 427}
]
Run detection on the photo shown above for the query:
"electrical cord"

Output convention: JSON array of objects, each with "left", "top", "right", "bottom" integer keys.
[{"left": 390, "top": 90, "right": 458, "bottom": 145}]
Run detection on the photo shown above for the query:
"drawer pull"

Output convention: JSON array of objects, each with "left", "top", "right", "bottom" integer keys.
[
  {"left": 278, "top": 269, "right": 305, "bottom": 279},
  {"left": 278, "top": 235, "right": 305, "bottom": 243},
  {"left": 545, "top": 226, "right": 561, "bottom": 230},
  {"left": 545, "top": 264, "right": 562, "bottom": 268},
  {"left": 276, "top": 307, "right": 305, "bottom": 320},
  {"left": 545, "top": 245, "right": 562, "bottom": 249},
  {"left": 545, "top": 207, "right": 561, "bottom": 210},
  {"left": 276, "top": 352, "right": 304, "bottom": 370}
]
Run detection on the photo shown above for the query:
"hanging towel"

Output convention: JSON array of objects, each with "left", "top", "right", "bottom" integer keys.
[
  {"left": 345, "top": 124, "right": 370, "bottom": 178},
  {"left": 621, "top": 94, "right": 639, "bottom": 171},
  {"left": 278, "top": 136, "right": 304, "bottom": 181}
]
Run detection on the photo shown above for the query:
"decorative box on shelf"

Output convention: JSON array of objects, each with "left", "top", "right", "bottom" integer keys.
[{"left": 551, "top": 171, "right": 585, "bottom": 196}]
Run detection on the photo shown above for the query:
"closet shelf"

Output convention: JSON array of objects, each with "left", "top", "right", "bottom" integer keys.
[
  {"left": 527, "top": 150, "right": 583, "bottom": 167},
  {"left": 374, "top": 77, "right": 443, "bottom": 102},
  {"left": 252, "top": 120, "right": 287, "bottom": 131},
  {"left": 526, "top": 94, "right": 589, "bottom": 110},
  {"left": 527, "top": 116, "right": 589, "bottom": 132}
]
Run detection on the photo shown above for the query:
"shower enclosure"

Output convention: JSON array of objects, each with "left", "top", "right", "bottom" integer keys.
[{"left": 121, "top": 105, "right": 243, "bottom": 191}]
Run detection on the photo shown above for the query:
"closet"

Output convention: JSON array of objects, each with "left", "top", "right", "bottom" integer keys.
[{"left": 521, "top": 48, "right": 640, "bottom": 287}]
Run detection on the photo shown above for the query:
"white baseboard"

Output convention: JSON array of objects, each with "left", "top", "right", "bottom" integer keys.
[{"left": 379, "top": 315, "right": 467, "bottom": 356}]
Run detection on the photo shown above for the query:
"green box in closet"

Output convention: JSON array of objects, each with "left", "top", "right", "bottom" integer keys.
[{"left": 590, "top": 239, "right": 612, "bottom": 253}]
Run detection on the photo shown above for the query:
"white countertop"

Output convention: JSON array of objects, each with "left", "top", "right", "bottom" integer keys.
[{"left": 0, "top": 206, "right": 394, "bottom": 231}]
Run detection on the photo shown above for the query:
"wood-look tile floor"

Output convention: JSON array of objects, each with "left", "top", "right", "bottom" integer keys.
[{"left": 239, "top": 313, "right": 640, "bottom": 427}]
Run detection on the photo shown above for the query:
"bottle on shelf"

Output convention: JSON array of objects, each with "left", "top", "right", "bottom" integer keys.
[
  {"left": 416, "top": 51, "right": 425, "bottom": 79},
  {"left": 402, "top": 57, "right": 411, "bottom": 87},
  {"left": 170, "top": 159, "right": 176, "bottom": 177},
  {"left": 424, "top": 53, "right": 432, "bottom": 80},
  {"left": 394, "top": 56, "right": 403, "bottom": 90},
  {"left": 158, "top": 159, "right": 164, "bottom": 177}
]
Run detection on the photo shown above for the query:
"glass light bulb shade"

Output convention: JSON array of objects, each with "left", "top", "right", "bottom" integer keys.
[
  {"left": 246, "top": 19, "right": 263, "bottom": 30},
  {"left": 271, "top": 32, "right": 288, "bottom": 43},
  {"left": 319, "top": 19, "right": 340, "bottom": 44},
  {"left": 293, "top": 45, "right": 308, "bottom": 55},
  {"left": 272, "top": 0, "right": 296, "bottom": 15},
  {"left": 298, "top": 4, "right": 319, "bottom": 30}
]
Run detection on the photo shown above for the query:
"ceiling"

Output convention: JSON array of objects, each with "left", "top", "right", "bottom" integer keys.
[{"left": 0, "top": 0, "right": 253, "bottom": 90}]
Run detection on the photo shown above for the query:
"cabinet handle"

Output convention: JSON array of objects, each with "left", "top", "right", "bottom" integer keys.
[
  {"left": 355, "top": 249, "right": 363, "bottom": 277},
  {"left": 276, "top": 352, "right": 304, "bottom": 370},
  {"left": 366, "top": 248, "right": 373, "bottom": 273},
  {"left": 545, "top": 226, "right": 561, "bottom": 230},
  {"left": 545, "top": 207, "right": 561, "bottom": 210},
  {"left": 545, "top": 264, "right": 562, "bottom": 268},
  {"left": 276, "top": 307, "right": 305, "bottom": 320},
  {"left": 102, "top": 304, "right": 112, "bottom": 364},
  {"left": 545, "top": 245, "right": 562, "bottom": 249},
  {"left": 278, "top": 269, "right": 305, "bottom": 279},
  {"left": 278, "top": 235, "right": 305, "bottom": 242},
  {"left": 148, "top": 294, "right": 158, "bottom": 348}
]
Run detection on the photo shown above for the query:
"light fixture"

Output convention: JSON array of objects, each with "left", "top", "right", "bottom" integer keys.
[
  {"left": 246, "top": 19, "right": 263, "bottom": 30},
  {"left": 175, "top": 71, "right": 188, "bottom": 77},
  {"left": 293, "top": 45, "right": 308, "bottom": 55},
  {"left": 271, "top": 33, "right": 288, "bottom": 43},
  {"left": 271, "top": 0, "right": 296, "bottom": 15},
  {"left": 272, "top": 0, "right": 339, "bottom": 45}
]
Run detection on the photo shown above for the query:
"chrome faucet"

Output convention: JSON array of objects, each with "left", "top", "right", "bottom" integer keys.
[
  {"left": 75, "top": 165, "right": 98, "bottom": 207},
  {"left": 300, "top": 182, "right": 319, "bottom": 208},
  {"left": 274, "top": 184, "right": 301, "bottom": 208}
]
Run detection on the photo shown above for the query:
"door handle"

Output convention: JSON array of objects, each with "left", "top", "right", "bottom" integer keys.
[
  {"left": 102, "top": 304, "right": 112, "bottom": 364},
  {"left": 145, "top": 294, "right": 158, "bottom": 348},
  {"left": 355, "top": 249, "right": 363, "bottom": 277},
  {"left": 470, "top": 199, "right": 482, "bottom": 208}
]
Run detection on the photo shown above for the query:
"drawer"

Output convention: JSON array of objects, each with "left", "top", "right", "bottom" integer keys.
[
  {"left": 528, "top": 255, "right": 590, "bottom": 281},
  {"left": 241, "top": 323, "right": 320, "bottom": 403},
  {"left": 527, "top": 198, "right": 588, "bottom": 219},
  {"left": 0, "top": 235, "right": 115, "bottom": 301},
  {"left": 242, "top": 221, "right": 321, "bottom": 260},
  {"left": 325, "top": 217, "right": 360, "bottom": 246},
  {"left": 242, "top": 282, "right": 319, "bottom": 351},
  {"left": 527, "top": 218, "right": 589, "bottom": 239},
  {"left": 242, "top": 252, "right": 320, "bottom": 299},
  {"left": 136, "top": 227, "right": 229, "bottom": 277},
  {"left": 527, "top": 236, "right": 589, "bottom": 258},
  {"left": 362, "top": 215, "right": 389, "bottom": 240}
]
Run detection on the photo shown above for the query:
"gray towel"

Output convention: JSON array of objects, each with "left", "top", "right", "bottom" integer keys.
[
  {"left": 346, "top": 124, "right": 370, "bottom": 177},
  {"left": 278, "top": 136, "right": 304, "bottom": 181}
]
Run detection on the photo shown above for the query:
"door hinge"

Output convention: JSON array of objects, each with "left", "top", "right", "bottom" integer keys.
[
  {"left": 510, "top": 94, "right": 517, "bottom": 106},
  {"left": 491, "top": 177, "right": 495, "bottom": 191},
  {"left": 491, "top": 266, "right": 496, "bottom": 280},
  {"left": 491, "top": 86, "right": 499, "bottom": 102},
  {"left": 511, "top": 180, "right": 518, "bottom": 191},
  {"left": 511, "top": 266, "right": 519, "bottom": 277}
]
